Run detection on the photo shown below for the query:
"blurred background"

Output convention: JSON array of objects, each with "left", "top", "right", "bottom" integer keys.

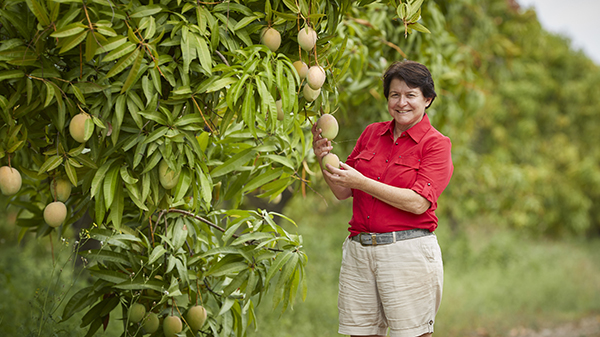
[{"left": 2, "top": 0, "right": 600, "bottom": 336}]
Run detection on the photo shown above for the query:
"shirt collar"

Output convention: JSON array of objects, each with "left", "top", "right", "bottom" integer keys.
[{"left": 377, "top": 114, "right": 433, "bottom": 143}]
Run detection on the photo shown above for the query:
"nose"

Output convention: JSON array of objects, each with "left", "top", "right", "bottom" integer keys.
[{"left": 397, "top": 95, "right": 408, "bottom": 107}]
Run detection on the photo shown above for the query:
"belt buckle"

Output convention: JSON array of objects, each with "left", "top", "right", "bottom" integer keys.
[{"left": 371, "top": 233, "right": 377, "bottom": 246}]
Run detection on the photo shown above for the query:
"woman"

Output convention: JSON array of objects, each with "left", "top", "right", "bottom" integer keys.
[{"left": 311, "top": 60, "right": 453, "bottom": 337}]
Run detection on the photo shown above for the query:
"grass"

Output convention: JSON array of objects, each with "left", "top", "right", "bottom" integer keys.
[
  {"left": 0, "top": 208, "right": 122, "bottom": 336},
  {"left": 1, "top": 189, "right": 599, "bottom": 336},
  {"left": 247, "top": 190, "right": 600, "bottom": 337}
]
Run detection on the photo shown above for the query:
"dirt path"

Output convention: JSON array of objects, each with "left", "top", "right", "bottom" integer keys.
[{"left": 507, "top": 315, "right": 600, "bottom": 337}]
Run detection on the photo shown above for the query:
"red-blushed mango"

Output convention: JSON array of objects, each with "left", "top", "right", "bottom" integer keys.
[
  {"left": 0, "top": 166, "right": 22, "bottom": 196},
  {"left": 261, "top": 28, "right": 281, "bottom": 52},
  {"left": 307, "top": 66, "right": 326, "bottom": 90},
  {"left": 293, "top": 60, "right": 309, "bottom": 79},
  {"left": 51, "top": 178, "right": 72, "bottom": 202},
  {"left": 303, "top": 85, "right": 321, "bottom": 102},
  {"left": 186, "top": 305, "right": 207, "bottom": 331},
  {"left": 128, "top": 303, "right": 146, "bottom": 323},
  {"left": 69, "top": 113, "right": 93, "bottom": 143},
  {"left": 276, "top": 99, "right": 284, "bottom": 121},
  {"left": 142, "top": 312, "right": 159, "bottom": 334},
  {"left": 322, "top": 153, "right": 340, "bottom": 172},
  {"left": 298, "top": 27, "right": 317, "bottom": 51},
  {"left": 316, "top": 114, "right": 339, "bottom": 140},
  {"left": 163, "top": 315, "right": 183, "bottom": 337},
  {"left": 44, "top": 201, "right": 67, "bottom": 228},
  {"left": 158, "top": 160, "right": 180, "bottom": 190}
]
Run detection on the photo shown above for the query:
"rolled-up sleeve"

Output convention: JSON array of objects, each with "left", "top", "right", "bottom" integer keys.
[{"left": 410, "top": 136, "right": 453, "bottom": 210}]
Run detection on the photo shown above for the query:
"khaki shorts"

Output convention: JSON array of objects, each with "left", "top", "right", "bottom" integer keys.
[{"left": 338, "top": 234, "right": 443, "bottom": 337}]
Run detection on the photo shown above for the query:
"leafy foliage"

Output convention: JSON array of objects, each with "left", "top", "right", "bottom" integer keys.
[{"left": 0, "top": 0, "right": 430, "bottom": 335}]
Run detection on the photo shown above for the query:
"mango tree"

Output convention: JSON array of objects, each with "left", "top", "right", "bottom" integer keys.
[{"left": 0, "top": 0, "right": 430, "bottom": 335}]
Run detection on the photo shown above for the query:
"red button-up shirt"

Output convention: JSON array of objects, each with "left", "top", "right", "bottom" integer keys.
[{"left": 345, "top": 114, "right": 453, "bottom": 236}]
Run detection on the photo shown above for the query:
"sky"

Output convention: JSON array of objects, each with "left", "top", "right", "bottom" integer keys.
[{"left": 518, "top": 0, "right": 600, "bottom": 65}]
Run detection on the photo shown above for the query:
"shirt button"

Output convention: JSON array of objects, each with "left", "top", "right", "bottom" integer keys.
[
  {"left": 386, "top": 159, "right": 388, "bottom": 163},
  {"left": 428, "top": 183, "right": 431, "bottom": 186},
  {"left": 377, "top": 177, "right": 380, "bottom": 180},
  {"left": 367, "top": 216, "right": 370, "bottom": 219},
  {"left": 395, "top": 142, "right": 398, "bottom": 145},
  {"left": 373, "top": 152, "right": 375, "bottom": 155}
]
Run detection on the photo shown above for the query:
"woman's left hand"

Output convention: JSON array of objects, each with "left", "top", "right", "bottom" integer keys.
[{"left": 322, "top": 162, "right": 367, "bottom": 190}]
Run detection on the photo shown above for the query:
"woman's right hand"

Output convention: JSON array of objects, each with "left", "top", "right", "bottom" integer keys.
[{"left": 311, "top": 122, "right": 333, "bottom": 166}]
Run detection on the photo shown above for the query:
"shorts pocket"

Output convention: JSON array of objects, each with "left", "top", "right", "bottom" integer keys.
[{"left": 420, "top": 236, "right": 440, "bottom": 262}]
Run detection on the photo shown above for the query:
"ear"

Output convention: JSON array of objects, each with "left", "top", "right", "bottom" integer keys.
[{"left": 425, "top": 97, "right": 433, "bottom": 108}]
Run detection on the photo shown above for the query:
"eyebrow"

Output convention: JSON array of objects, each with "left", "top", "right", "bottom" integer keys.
[{"left": 389, "top": 89, "right": 419, "bottom": 95}]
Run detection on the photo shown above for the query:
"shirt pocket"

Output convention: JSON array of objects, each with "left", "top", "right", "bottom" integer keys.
[
  {"left": 391, "top": 154, "right": 420, "bottom": 186},
  {"left": 354, "top": 151, "right": 376, "bottom": 176}
]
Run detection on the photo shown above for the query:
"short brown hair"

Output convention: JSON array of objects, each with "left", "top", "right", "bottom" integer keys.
[{"left": 383, "top": 60, "right": 436, "bottom": 108}]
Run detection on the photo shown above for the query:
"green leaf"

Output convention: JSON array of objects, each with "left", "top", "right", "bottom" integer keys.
[
  {"left": 95, "top": 36, "right": 128, "bottom": 56},
  {"left": 142, "top": 126, "right": 168, "bottom": 144},
  {"left": 80, "top": 249, "right": 130, "bottom": 265},
  {"left": 114, "top": 278, "right": 164, "bottom": 292},
  {"left": 26, "top": 0, "right": 51, "bottom": 26},
  {"left": 148, "top": 245, "right": 166, "bottom": 265},
  {"left": 282, "top": 0, "right": 299, "bottom": 13},
  {"left": 119, "top": 166, "right": 138, "bottom": 184},
  {"left": 171, "top": 220, "right": 188, "bottom": 251},
  {"left": 201, "top": 246, "right": 244, "bottom": 258},
  {"left": 206, "top": 262, "right": 248, "bottom": 277},
  {"left": 194, "top": 34, "right": 212, "bottom": 74},
  {"left": 90, "top": 159, "right": 117, "bottom": 198},
  {"left": 38, "top": 155, "right": 63, "bottom": 174},
  {"left": 130, "top": 4, "right": 163, "bottom": 18},
  {"left": 85, "top": 31, "right": 97, "bottom": 62},
  {"left": 44, "top": 81, "right": 55, "bottom": 107},
  {"left": 265, "top": 250, "right": 293, "bottom": 284},
  {"left": 50, "top": 22, "right": 86, "bottom": 38},
  {"left": 65, "top": 159, "right": 78, "bottom": 187},
  {"left": 121, "top": 47, "right": 145, "bottom": 93},
  {"left": 233, "top": 16, "right": 258, "bottom": 31},
  {"left": 105, "top": 48, "right": 140, "bottom": 79},
  {"left": 202, "top": 77, "right": 237, "bottom": 94},
  {"left": 89, "top": 269, "right": 128, "bottom": 284},
  {"left": 199, "top": 170, "right": 212, "bottom": 204},
  {"left": 124, "top": 182, "right": 148, "bottom": 211},
  {"left": 242, "top": 168, "right": 284, "bottom": 193},
  {"left": 230, "top": 232, "right": 274, "bottom": 246},
  {"left": 210, "top": 148, "right": 256, "bottom": 177},
  {"left": 59, "top": 30, "right": 87, "bottom": 54},
  {"left": 410, "top": 0, "right": 425, "bottom": 16},
  {"left": 410, "top": 22, "right": 431, "bottom": 34},
  {"left": 0, "top": 70, "right": 24, "bottom": 81},
  {"left": 61, "top": 286, "right": 95, "bottom": 322},
  {"left": 173, "top": 168, "right": 191, "bottom": 202},
  {"left": 103, "top": 165, "right": 120, "bottom": 210},
  {"left": 71, "top": 83, "right": 86, "bottom": 104},
  {"left": 109, "top": 184, "right": 124, "bottom": 230}
]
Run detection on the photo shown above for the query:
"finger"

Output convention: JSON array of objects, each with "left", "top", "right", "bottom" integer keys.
[
  {"left": 314, "top": 138, "right": 332, "bottom": 151},
  {"left": 327, "top": 164, "right": 344, "bottom": 175}
]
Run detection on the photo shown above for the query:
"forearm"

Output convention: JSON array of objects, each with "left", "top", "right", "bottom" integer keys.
[{"left": 357, "top": 177, "right": 430, "bottom": 214}]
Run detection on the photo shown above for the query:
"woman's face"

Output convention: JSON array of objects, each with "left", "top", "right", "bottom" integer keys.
[{"left": 387, "top": 78, "right": 432, "bottom": 133}]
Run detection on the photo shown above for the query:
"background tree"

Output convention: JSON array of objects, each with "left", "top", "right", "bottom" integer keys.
[{"left": 0, "top": 0, "right": 432, "bottom": 335}]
